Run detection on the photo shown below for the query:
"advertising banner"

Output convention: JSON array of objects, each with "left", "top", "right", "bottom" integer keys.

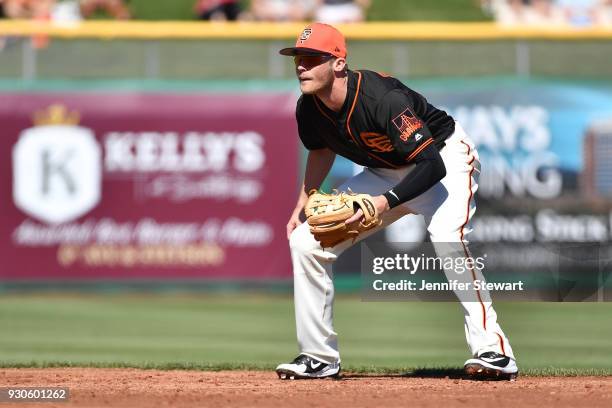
[
  {"left": 0, "top": 92, "right": 299, "bottom": 280},
  {"left": 3, "top": 79, "right": 612, "bottom": 285},
  {"left": 331, "top": 79, "right": 612, "bottom": 284},
  {"left": 327, "top": 79, "right": 612, "bottom": 244},
  {"left": 437, "top": 79, "right": 612, "bottom": 243}
]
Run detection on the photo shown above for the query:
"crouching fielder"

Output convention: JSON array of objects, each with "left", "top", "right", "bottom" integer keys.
[{"left": 276, "top": 23, "right": 518, "bottom": 381}]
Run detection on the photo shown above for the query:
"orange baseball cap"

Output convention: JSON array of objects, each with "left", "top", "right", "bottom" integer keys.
[{"left": 279, "top": 23, "right": 347, "bottom": 58}]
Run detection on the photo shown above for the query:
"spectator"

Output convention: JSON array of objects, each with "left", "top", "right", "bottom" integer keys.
[
  {"left": 493, "top": 0, "right": 527, "bottom": 25},
  {"left": 80, "top": 0, "right": 130, "bottom": 19},
  {"left": 524, "top": 0, "right": 565, "bottom": 25},
  {"left": 491, "top": 0, "right": 609, "bottom": 26},
  {"left": 0, "top": 1, "right": 6, "bottom": 51},
  {"left": 1, "top": 0, "right": 54, "bottom": 48},
  {"left": 603, "top": 0, "right": 612, "bottom": 25},
  {"left": 250, "top": 0, "right": 315, "bottom": 21},
  {"left": 314, "top": 0, "right": 370, "bottom": 23},
  {"left": 51, "top": 0, "right": 83, "bottom": 21},
  {"left": 194, "top": 0, "right": 242, "bottom": 21},
  {"left": 555, "top": 0, "right": 603, "bottom": 26},
  {"left": 52, "top": 0, "right": 131, "bottom": 22},
  {"left": 2, "top": 0, "right": 54, "bottom": 19}
]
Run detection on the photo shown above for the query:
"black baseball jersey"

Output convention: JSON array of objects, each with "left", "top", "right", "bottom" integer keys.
[{"left": 296, "top": 69, "right": 455, "bottom": 168}]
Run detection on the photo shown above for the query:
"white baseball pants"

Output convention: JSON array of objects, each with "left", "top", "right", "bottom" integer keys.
[{"left": 289, "top": 123, "right": 515, "bottom": 364}]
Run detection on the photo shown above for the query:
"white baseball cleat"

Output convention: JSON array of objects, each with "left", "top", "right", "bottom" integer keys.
[
  {"left": 464, "top": 352, "right": 519, "bottom": 381},
  {"left": 276, "top": 354, "right": 341, "bottom": 380}
]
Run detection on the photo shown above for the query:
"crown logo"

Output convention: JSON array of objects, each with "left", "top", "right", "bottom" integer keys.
[{"left": 33, "top": 104, "right": 80, "bottom": 127}]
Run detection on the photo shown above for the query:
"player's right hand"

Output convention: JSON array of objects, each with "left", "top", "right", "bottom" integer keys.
[{"left": 286, "top": 213, "right": 302, "bottom": 240}]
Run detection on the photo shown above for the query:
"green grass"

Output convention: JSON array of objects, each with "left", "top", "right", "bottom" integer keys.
[
  {"left": 367, "top": 0, "right": 489, "bottom": 21},
  {"left": 0, "top": 295, "right": 611, "bottom": 375},
  {"left": 129, "top": 0, "right": 197, "bottom": 20},
  {"left": 1, "top": 361, "right": 609, "bottom": 377}
]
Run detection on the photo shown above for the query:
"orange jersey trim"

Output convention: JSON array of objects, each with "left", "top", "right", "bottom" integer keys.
[
  {"left": 406, "top": 137, "right": 434, "bottom": 162},
  {"left": 346, "top": 71, "right": 399, "bottom": 169}
]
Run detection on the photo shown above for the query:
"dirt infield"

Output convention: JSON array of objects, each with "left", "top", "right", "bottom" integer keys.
[{"left": 1, "top": 368, "right": 611, "bottom": 408}]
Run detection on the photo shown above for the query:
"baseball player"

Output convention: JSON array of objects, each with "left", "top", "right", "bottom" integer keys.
[{"left": 276, "top": 23, "right": 518, "bottom": 381}]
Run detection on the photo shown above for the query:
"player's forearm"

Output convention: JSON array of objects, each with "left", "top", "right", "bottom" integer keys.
[
  {"left": 293, "top": 148, "right": 336, "bottom": 212},
  {"left": 383, "top": 146, "right": 446, "bottom": 209}
]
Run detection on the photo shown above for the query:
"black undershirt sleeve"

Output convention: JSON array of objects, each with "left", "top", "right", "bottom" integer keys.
[{"left": 382, "top": 142, "right": 446, "bottom": 208}]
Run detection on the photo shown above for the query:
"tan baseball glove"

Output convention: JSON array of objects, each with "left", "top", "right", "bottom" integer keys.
[{"left": 304, "top": 189, "right": 382, "bottom": 249}]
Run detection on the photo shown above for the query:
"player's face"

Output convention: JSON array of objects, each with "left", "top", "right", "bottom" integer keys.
[{"left": 294, "top": 55, "right": 335, "bottom": 94}]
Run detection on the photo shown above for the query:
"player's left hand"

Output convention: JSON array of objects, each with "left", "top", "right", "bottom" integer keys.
[{"left": 345, "top": 195, "right": 389, "bottom": 225}]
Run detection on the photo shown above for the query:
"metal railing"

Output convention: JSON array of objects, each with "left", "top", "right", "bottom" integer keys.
[{"left": 1, "top": 21, "right": 611, "bottom": 80}]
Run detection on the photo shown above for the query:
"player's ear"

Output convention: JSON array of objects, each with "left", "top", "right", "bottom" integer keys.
[{"left": 332, "top": 57, "right": 347, "bottom": 73}]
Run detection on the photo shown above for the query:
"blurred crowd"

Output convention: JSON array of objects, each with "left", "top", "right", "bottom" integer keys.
[
  {"left": 195, "top": 0, "right": 371, "bottom": 23},
  {"left": 0, "top": 0, "right": 372, "bottom": 51},
  {"left": 0, "top": 0, "right": 131, "bottom": 21},
  {"left": 195, "top": 0, "right": 612, "bottom": 25},
  {"left": 0, "top": 0, "right": 371, "bottom": 23},
  {"left": 0, "top": 0, "right": 132, "bottom": 49},
  {"left": 481, "top": 0, "right": 612, "bottom": 26},
  {"left": 5, "top": 0, "right": 609, "bottom": 26}
]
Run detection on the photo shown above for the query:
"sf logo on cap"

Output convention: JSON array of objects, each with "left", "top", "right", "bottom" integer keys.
[{"left": 299, "top": 28, "right": 312, "bottom": 43}]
